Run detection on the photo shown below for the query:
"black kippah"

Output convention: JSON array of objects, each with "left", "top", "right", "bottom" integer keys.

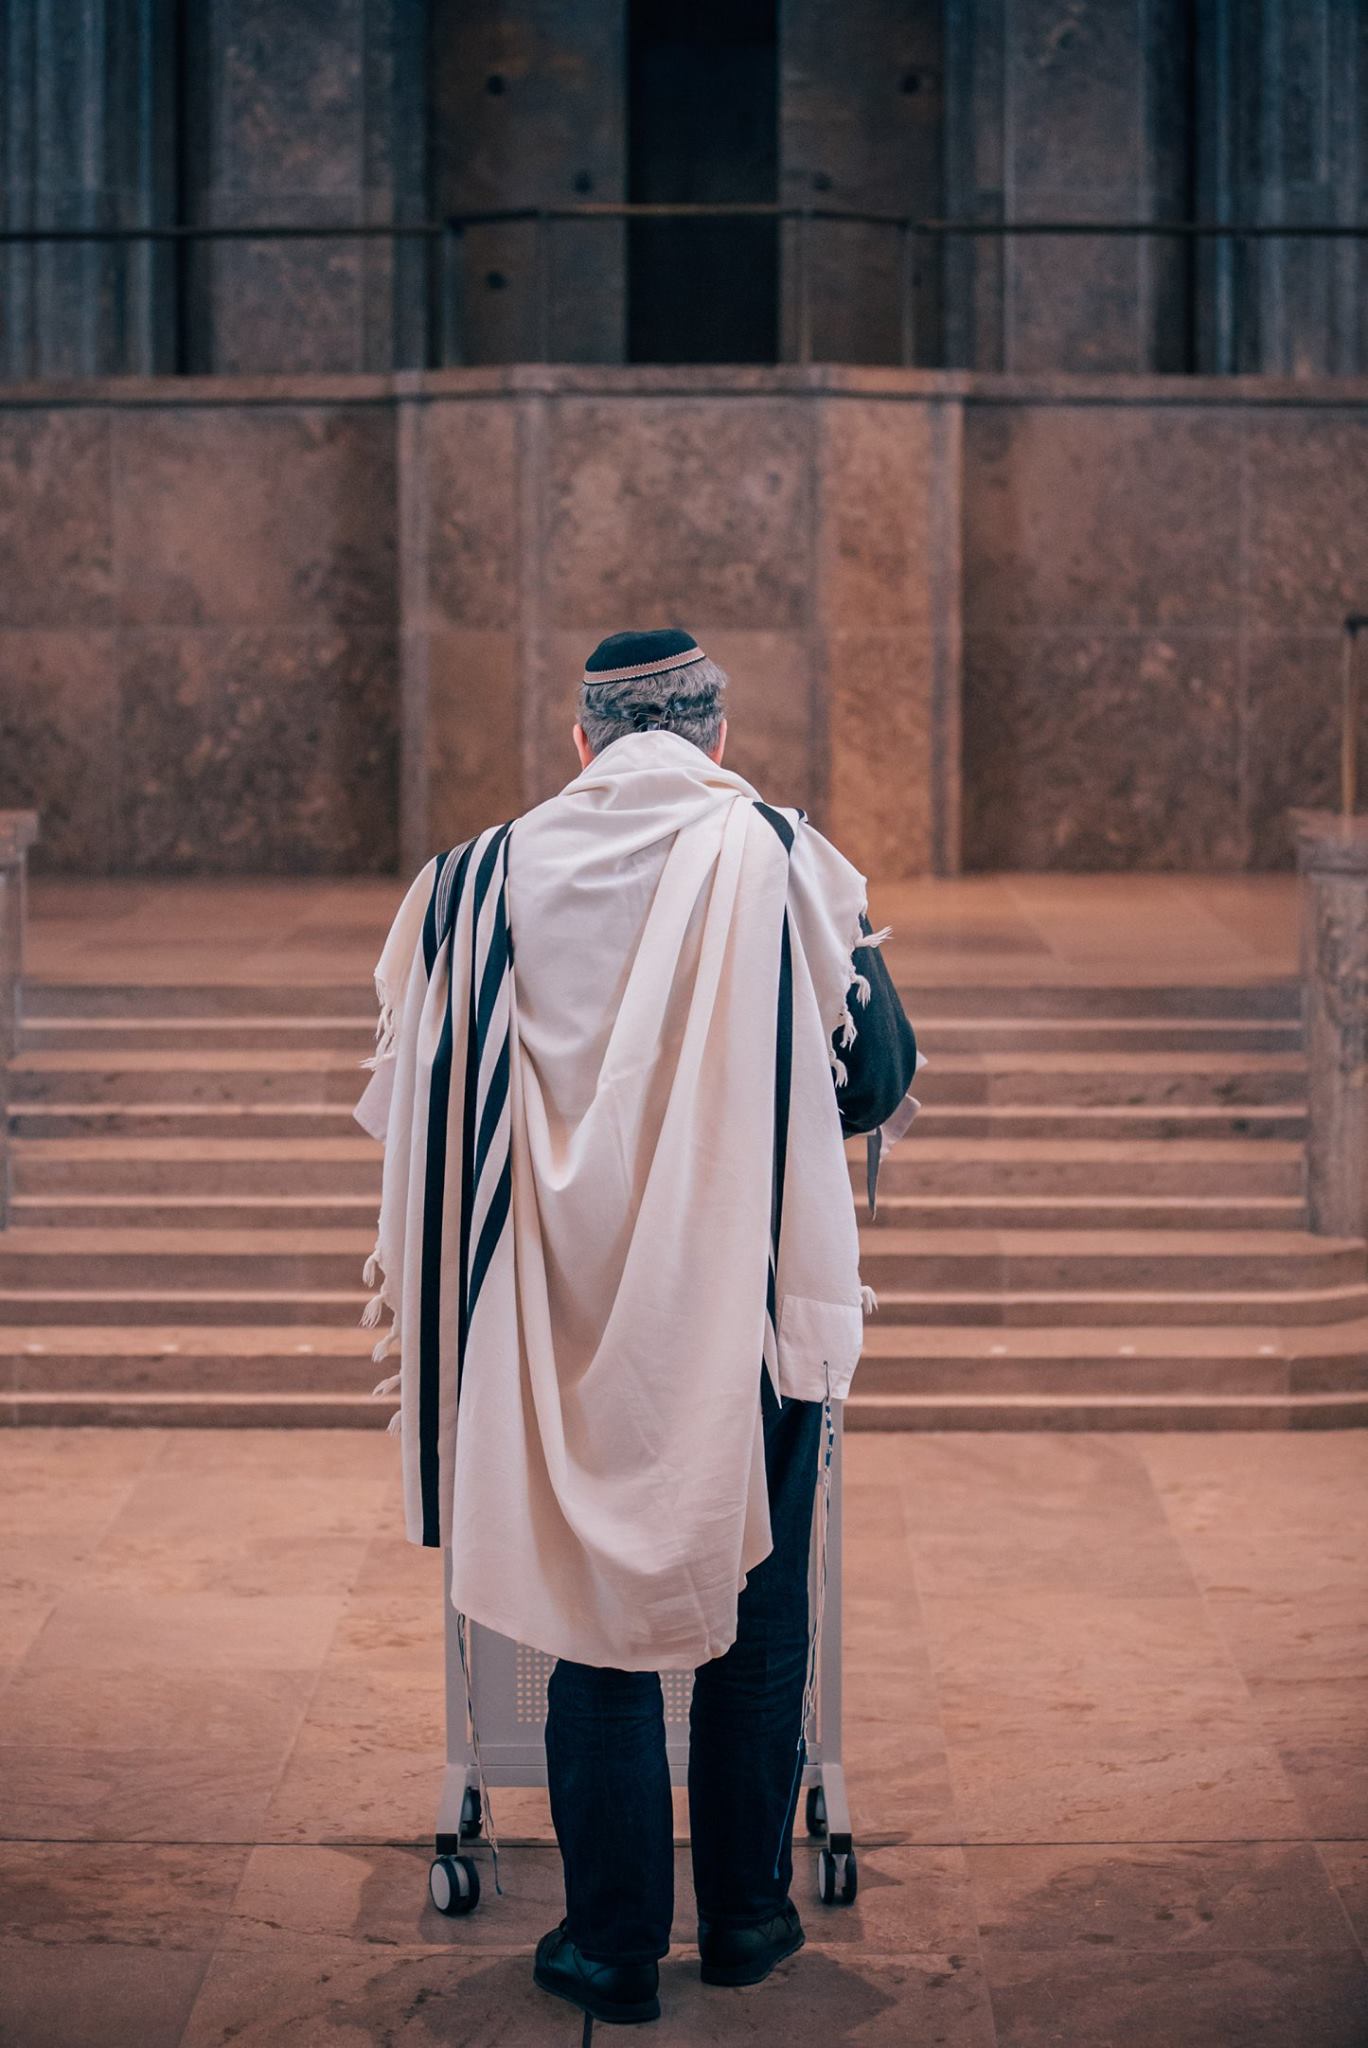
[{"left": 583, "top": 628, "right": 706, "bottom": 686}]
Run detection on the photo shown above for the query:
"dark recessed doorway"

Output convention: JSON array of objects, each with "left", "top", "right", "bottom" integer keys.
[{"left": 626, "top": 0, "right": 778, "bottom": 364}]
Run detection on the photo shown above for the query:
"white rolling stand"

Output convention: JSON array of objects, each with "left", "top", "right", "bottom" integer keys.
[{"left": 426, "top": 1404, "right": 855, "bottom": 1918}]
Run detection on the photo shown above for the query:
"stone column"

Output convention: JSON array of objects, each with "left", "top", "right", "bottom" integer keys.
[
  {"left": 0, "top": 811, "right": 39, "bottom": 1228},
  {"left": 1291, "top": 810, "right": 1368, "bottom": 1238},
  {"left": 1195, "top": 0, "right": 1366, "bottom": 376},
  {"left": 942, "top": 0, "right": 1191, "bottom": 373},
  {"left": 0, "top": 0, "right": 177, "bottom": 377}
]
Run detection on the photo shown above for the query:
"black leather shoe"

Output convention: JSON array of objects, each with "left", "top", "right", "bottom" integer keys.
[
  {"left": 698, "top": 1899, "right": 806, "bottom": 1986},
  {"left": 533, "top": 1921, "right": 661, "bottom": 2025}
]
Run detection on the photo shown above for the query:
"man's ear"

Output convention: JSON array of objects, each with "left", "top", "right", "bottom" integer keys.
[
  {"left": 572, "top": 721, "right": 595, "bottom": 769},
  {"left": 708, "top": 717, "right": 728, "bottom": 766}
]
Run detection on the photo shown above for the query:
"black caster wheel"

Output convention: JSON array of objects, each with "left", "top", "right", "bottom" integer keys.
[
  {"left": 817, "top": 1847, "right": 858, "bottom": 1906},
  {"left": 429, "top": 1854, "right": 480, "bottom": 1916},
  {"left": 459, "top": 1786, "right": 483, "bottom": 1837},
  {"left": 805, "top": 1785, "right": 827, "bottom": 1837}
]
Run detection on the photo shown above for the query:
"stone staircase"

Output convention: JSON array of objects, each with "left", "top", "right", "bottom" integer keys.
[{"left": 2, "top": 977, "right": 1366, "bottom": 1428}]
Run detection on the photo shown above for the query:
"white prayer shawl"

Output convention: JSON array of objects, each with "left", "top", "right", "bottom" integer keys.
[{"left": 354, "top": 731, "right": 880, "bottom": 1672}]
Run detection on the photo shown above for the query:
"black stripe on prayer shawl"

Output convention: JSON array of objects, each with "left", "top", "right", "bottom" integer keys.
[
  {"left": 752, "top": 802, "right": 799, "bottom": 1353},
  {"left": 418, "top": 835, "right": 479, "bottom": 1544},
  {"left": 456, "top": 824, "right": 513, "bottom": 1394}
]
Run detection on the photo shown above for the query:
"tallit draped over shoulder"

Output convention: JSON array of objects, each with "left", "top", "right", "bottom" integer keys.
[{"left": 354, "top": 731, "right": 873, "bottom": 1671}]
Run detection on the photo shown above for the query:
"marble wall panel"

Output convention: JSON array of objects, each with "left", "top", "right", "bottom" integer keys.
[
  {"left": 542, "top": 398, "right": 812, "bottom": 630},
  {"left": 421, "top": 629, "right": 522, "bottom": 855},
  {"left": 527, "top": 625, "right": 821, "bottom": 823},
  {"left": 964, "top": 404, "right": 1244, "bottom": 633},
  {"left": 819, "top": 400, "right": 937, "bottom": 632},
  {"left": 112, "top": 407, "right": 395, "bottom": 628},
  {"left": 1244, "top": 633, "right": 1368, "bottom": 872},
  {"left": 1242, "top": 411, "right": 1368, "bottom": 634},
  {"left": 695, "top": 629, "right": 818, "bottom": 816},
  {"left": 961, "top": 630, "right": 1244, "bottom": 870},
  {"left": 531, "top": 629, "right": 601, "bottom": 809},
  {"left": 421, "top": 402, "right": 520, "bottom": 632},
  {"left": 0, "top": 631, "right": 118, "bottom": 871},
  {"left": 1005, "top": 234, "right": 1155, "bottom": 376},
  {"left": 0, "top": 411, "right": 113, "bottom": 628},
  {"left": 116, "top": 628, "right": 398, "bottom": 873},
  {"left": 826, "top": 630, "right": 936, "bottom": 880}
]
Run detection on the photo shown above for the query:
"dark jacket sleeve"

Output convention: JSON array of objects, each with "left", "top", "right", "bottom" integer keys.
[{"left": 833, "top": 915, "right": 918, "bottom": 1137}]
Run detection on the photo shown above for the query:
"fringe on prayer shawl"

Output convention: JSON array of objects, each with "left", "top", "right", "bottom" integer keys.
[
  {"left": 824, "top": 910, "right": 892, "bottom": 1094},
  {"left": 455, "top": 1611, "right": 503, "bottom": 1895},
  {"left": 774, "top": 1362, "right": 837, "bottom": 1882}
]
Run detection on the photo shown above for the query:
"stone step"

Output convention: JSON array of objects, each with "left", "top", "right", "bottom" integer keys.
[
  {"left": 11, "top": 1137, "right": 381, "bottom": 1196},
  {"left": 26, "top": 978, "right": 1300, "bottom": 1022},
  {"left": 9, "top": 1133, "right": 1303, "bottom": 1200},
  {"left": 895, "top": 1051, "right": 1306, "bottom": 1108},
  {"left": 9, "top": 1099, "right": 1310, "bottom": 1142},
  {"left": 4, "top": 1319, "right": 1363, "bottom": 1427},
  {"left": 0, "top": 1323, "right": 380, "bottom": 1395},
  {"left": 907, "top": 1105, "right": 1305, "bottom": 1141},
  {"left": 841, "top": 1389, "right": 1368, "bottom": 1431},
  {"left": 0, "top": 1290, "right": 364, "bottom": 1327},
  {"left": 10, "top": 1049, "right": 372, "bottom": 1106},
  {"left": 0, "top": 1228, "right": 373, "bottom": 1292},
  {"left": 854, "top": 1138, "right": 1304, "bottom": 1197},
  {"left": 883, "top": 981, "right": 1300, "bottom": 1021},
  {"left": 856, "top": 1229, "right": 1365, "bottom": 1293},
  {"left": 882, "top": 1018, "right": 1302, "bottom": 1054},
  {"left": 19, "top": 1015, "right": 1303, "bottom": 1057},
  {"left": 8, "top": 1045, "right": 1307, "bottom": 1110},
  {"left": 25, "top": 983, "right": 376, "bottom": 1019},
  {"left": 24, "top": 1017, "right": 377, "bottom": 1053},
  {"left": 862, "top": 1281, "right": 1368, "bottom": 1327},
  {"left": 9, "top": 1195, "right": 384, "bottom": 1230},
  {"left": 10, "top": 1104, "right": 367, "bottom": 1139},
  {"left": 0, "top": 1225, "right": 1356, "bottom": 1297},
  {"left": 7, "top": 1190, "right": 1312, "bottom": 1233},
  {"left": 864, "top": 1194, "right": 1307, "bottom": 1231},
  {"left": 853, "top": 1322, "right": 1368, "bottom": 1398}
]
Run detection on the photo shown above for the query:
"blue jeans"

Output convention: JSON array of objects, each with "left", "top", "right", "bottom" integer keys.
[{"left": 544, "top": 1372, "right": 823, "bottom": 1965}]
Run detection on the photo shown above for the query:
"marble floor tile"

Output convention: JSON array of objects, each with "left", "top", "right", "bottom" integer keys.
[
  {"left": 983, "top": 1947, "right": 1368, "bottom": 2048},
  {"left": 649, "top": 1949, "right": 997, "bottom": 2047},
  {"left": 918, "top": 1591, "right": 1256, "bottom": 1722},
  {"left": 292, "top": 1666, "right": 445, "bottom": 1755},
  {"left": 0, "top": 1743, "right": 285, "bottom": 1844},
  {"left": 964, "top": 1841, "right": 1356, "bottom": 1951},
  {"left": 0, "top": 1589, "right": 56, "bottom": 1665},
  {"left": 1202, "top": 1584, "right": 1368, "bottom": 1691},
  {"left": 940, "top": 1732, "right": 1306, "bottom": 1843},
  {"left": 220, "top": 1842, "right": 567, "bottom": 1953},
  {"left": 179, "top": 1939, "right": 584, "bottom": 2047},
  {"left": 0, "top": 1661, "right": 314, "bottom": 1752},
  {"left": 19, "top": 1591, "right": 345, "bottom": 1673},
  {"left": 1317, "top": 1842, "right": 1368, "bottom": 1954},
  {"left": 0, "top": 1840, "right": 249, "bottom": 1948},
  {"left": 0, "top": 1939, "right": 214, "bottom": 2048},
  {"left": 1276, "top": 1744, "right": 1368, "bottom": 1839},
  {"left": 325, "top": 1592, "right": 447, "bottom": 1676},
  {"left": 79, "top": 1530, "right": 373, "bottom": 1599},
  {"left": 259, "top": 1743, "right": 447, "bottom": 1845}
]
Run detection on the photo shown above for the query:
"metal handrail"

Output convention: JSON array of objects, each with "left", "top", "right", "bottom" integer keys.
[
  {"left": 1, "top": 209, "right": 1366, "bottom": 240},
  {"left": 4, "top": 207, "right": 1363, "bottom": 373}
]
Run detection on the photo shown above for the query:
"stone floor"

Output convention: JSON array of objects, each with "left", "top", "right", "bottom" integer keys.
[
  {"left": 1, "top": 1426, "right": 1365, "bottom": 2045},
  {"left": 24, "top": 868, "right": 1301, "bottom": 989}
]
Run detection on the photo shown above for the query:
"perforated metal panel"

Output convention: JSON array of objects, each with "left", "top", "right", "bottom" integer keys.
[{"left": 513, "top": 1642, "right": 695, "bottom": 1726}]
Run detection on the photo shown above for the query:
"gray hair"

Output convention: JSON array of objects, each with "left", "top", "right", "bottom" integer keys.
[{"left": 576, "top": 655, "right": 728, "bottom": 756}]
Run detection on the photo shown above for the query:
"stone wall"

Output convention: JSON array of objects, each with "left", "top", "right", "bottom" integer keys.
[
  {"left": 6, "top": 0, "right": 1364, "bottom": 380},
  {"left": 0, "top": 366, "right": 1364, "bottom": 879},
  {"left": 0, "top": 383, "right": 399, "bottom": 872},
  {"left": 961, "top": 380, "right": 1368, "bottom": 868}
]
